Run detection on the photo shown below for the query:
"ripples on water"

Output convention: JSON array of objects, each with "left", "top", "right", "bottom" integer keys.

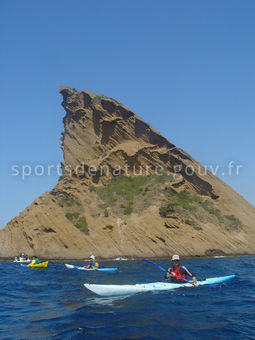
[{"left": 0, "top": 256, "right": 254, "bottom": 339}]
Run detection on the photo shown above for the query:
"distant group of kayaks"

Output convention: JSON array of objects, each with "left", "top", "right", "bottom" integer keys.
[
  {"left": 14, "top": 253, "right": 48, "bottom": 268},
  {"left": 14, "top": 252, "right": 236, "bottom": 297}
]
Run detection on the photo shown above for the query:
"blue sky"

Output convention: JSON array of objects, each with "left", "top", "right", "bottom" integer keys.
[{"left": 1, "top": 0, "right": 254, "bottom": 228}]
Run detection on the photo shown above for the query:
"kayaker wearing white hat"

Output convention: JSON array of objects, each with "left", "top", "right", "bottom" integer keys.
[
  {"left": 85, "top": 255, "right": 99, "bottom": 269},
  {"left": 165, "top": 255, "right": 198, "bottom": 286}
]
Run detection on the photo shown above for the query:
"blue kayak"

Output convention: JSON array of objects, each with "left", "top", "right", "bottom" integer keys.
[
  {"left": 65, "top": 263, "right": 117, "bottom": 272},
  {"left": 84, "top": 275, "right": 236, "bottom": 296}
]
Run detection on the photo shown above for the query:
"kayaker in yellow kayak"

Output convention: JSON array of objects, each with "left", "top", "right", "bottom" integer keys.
[
  {"left": 30, "top": 256, "right": 40, "bottom": 265},
  {"left": 85, "top": 255, "right": 99, "bottom": 269}
]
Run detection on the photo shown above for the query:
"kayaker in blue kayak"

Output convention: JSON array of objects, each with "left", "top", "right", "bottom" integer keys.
[
  {"left": 85, "top": 255, "right": 99, "bottom": 269},
  {"left": 165, "top": 255, "right": 198, "bottom": 286}
]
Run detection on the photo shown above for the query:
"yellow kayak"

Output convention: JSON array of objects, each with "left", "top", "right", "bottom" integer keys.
[{"left": 22, "top": 261, "right": 48, "bottom": 268}]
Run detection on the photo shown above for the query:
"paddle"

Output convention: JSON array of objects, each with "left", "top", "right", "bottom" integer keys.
[{"left": 142, "top": 259, "right": 189, "bottom": 283}]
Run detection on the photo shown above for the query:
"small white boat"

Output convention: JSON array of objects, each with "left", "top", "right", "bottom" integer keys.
[{"left": 13, "top": 252, "right": 31, "bottom": 263}]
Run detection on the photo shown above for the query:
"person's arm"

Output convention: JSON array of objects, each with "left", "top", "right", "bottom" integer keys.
[
  {"left": 182, "top": 266, "right": 198, "bottom": 286},
  {"left": 165, "top": 268, "right": 172, "bottom": 279},
  {"left": 192, "top": 276, "right": 198, "bottom": 287},
  {"left": 87, "top": 261, "right": 92, "bottom": 268}
]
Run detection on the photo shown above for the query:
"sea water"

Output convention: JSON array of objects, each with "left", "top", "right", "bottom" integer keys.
[{"left": 0, "top": 256, "right": 254, "bottom": 339}]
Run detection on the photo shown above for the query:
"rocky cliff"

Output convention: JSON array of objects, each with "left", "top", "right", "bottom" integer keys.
[{"left": 1, "top": 87, "right": 255, "bottom": 259}]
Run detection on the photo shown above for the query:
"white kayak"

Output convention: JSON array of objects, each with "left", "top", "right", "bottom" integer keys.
[
  {"left": 84, "top": 275, "right": 236, "bottom": 296},
  {"left": 65, "top": 263, "right": 118, "bottom": 272}
]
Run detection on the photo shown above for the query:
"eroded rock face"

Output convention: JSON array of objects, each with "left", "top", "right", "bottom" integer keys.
[
  {"left": 1, "top": 87, "right": 255, "bottom": 259},
  {"left": 59, "top": 87, "right": 217, "bottom": 198}
]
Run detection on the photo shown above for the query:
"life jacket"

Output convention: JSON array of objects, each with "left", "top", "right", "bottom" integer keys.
[
  {"left": 90, "top": 262, "right": 99, "bottom": 269},
  {"left": 88, "top": 259, "right": 99, "bottom": 269},
  {"left": 170, "top": 266, "right": 187, "bottom": 283}
]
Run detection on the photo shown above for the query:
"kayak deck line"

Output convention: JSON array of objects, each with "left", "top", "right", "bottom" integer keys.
[{"left": 84, "top": 275, "right": 236, "bottom": 297}]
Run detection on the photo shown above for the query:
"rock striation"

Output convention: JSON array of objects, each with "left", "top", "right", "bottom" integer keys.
[{"left": 1, "top": 87, "right": 255, "bottom": 259}]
